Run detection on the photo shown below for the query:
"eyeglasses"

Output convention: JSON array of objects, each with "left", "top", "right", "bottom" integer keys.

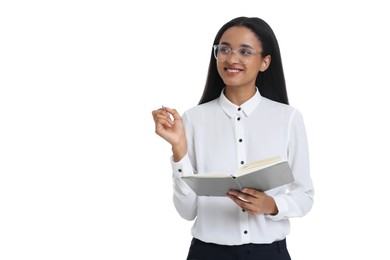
[{"left": 213, "top": 44, "right": 260, "bottom": 64}]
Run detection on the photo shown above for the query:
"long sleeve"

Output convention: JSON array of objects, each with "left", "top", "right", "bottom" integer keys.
[
  {"left": 267, "top": 109, "right": 314, "bottom": 221},
  {"left": 171, "top": 113, "right": 198, "bottom": 221}
]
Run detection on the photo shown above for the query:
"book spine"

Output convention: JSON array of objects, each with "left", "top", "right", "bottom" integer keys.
[{"left": 232, "top": 176, "right": 243, "bottom": 191}]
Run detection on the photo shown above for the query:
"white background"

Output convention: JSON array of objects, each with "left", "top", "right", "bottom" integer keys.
[{"left": 1, "top": 0, "right": 389, "bottom": 259}]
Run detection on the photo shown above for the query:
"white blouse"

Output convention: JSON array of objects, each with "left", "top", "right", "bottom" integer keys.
[{"left": 170, "top": 88, "right": 314, "bottom": 245}]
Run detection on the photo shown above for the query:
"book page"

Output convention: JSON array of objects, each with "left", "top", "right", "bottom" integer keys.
[
  {"left": 236, "top": 161, "right": 294, "bottom": 191},
  {"left": 188, "top": 172, "right": 232, "bottom": 178},
  {"left": 235, "top": 156, "right": 283, "bottom": 176}
]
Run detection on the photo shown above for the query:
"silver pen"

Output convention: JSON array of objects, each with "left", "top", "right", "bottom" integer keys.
[{"left": 161, "top": 105, "right": 173, "bottom": 121}]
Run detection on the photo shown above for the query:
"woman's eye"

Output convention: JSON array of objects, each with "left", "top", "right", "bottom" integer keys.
[
  {"left": 239, "top": 48, "right": 253, "bottom": 56},
  {"left": 219, "top": 47, "right": 231, "bottom": 54}
]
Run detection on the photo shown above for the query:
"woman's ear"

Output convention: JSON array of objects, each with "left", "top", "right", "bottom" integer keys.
[{"left": 259, "top": 55, "right": 271, "bottom": 72}]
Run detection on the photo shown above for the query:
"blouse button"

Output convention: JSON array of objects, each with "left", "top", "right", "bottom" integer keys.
[
  {"left": 239, "top": 139, "right": 243, "bottom": 142},
  {"left": 240, "top": 161, "right": 244, "bottom": 165},
  {"left": 237, "top": 117, "right": 241, "bottom": 121},
  {"left": 178, "top": 169, "right": 182, "bottom": 173},
  {"left": 244, "top": 230, "right": 248, "bottom": 234},
  {"left": 238, "top": 107, "right": 241, "bottom": 111}
]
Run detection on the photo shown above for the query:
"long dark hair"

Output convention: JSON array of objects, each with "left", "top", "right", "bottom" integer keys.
[{"left": 198, "top": 17, "right": 289, "bottom": 105}]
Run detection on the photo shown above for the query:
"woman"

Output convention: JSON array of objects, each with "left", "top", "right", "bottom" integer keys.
[{"left": 152, "top": 16, "right": 314, "bottom": 260}]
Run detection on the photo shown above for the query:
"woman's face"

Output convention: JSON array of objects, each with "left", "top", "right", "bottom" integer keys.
[{"left": 216, "top": 26, "right": 270, "bottom": 89}]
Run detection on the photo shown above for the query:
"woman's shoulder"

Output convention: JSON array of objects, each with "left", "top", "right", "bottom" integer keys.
[
  {"left": 259, "top": 96, "right": 306, "bottom": 122},
  {"left": 260, "top": 96, "right": 296, "bottom": 112}
]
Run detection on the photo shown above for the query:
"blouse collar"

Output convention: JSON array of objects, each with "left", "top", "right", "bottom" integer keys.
[{"left": 218, "top": 88, "right": 262, "bottom": 118}]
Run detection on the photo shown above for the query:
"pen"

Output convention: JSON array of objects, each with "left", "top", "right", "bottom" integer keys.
[{"left": 161, "top": 105, "right": 174, "bottom": 121}]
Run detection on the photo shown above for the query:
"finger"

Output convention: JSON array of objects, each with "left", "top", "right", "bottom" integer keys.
[
  {"left": 227, "top": 194, "right": 259, "bottom": 215},
  {"left": 241, "top": 188, "right": 263, "bottom": 198},
  {"left": 228, "top": 190, "right": 254, "bottom": 204},
  {"left": 154, "top": 114, "right": 174, "bottom": 131},
  {"left": 163, "top": 107, "right": 181, "bottom": 121},
  {"left": 152, "top": 108, "right": 169, "bottom": 120},
  {"left": 227, "top": 193, "right": 250, "bottom": 207},
  {"left": 154, "top": 107, "right": 176, "bottom": 123},
  {"left": 153, "top": 109, "right": 174, "bottom": 124},
  {"left": 228, "top": 190, "right": 254, "bottom": 203}
]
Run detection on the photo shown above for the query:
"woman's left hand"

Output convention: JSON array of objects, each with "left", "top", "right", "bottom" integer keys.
[{"left": 227, "top": 188, "right": 278, "bottom": 216}]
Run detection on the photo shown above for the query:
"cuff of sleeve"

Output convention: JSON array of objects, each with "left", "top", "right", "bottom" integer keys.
[
  {"left": 171, "top": 153, "right": 194, "bottom": 178},
  {"left": 266, "top": 196, "right": 289, "bottom": 221}
]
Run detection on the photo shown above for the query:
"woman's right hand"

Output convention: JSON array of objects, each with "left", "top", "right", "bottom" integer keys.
[{"left": 151, "top": 106, "right": 187, "bottom": 161}]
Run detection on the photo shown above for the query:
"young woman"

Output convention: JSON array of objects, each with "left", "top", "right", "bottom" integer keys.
[{"left": 152, "top": 16, "right": 314, "bottom": 260}]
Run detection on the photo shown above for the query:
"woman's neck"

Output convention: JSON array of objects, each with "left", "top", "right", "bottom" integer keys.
[{"left": 224, "top": 86, "right": 256, "bottom": 106}]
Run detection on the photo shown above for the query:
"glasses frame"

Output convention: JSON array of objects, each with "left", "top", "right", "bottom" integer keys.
[{"left": 213, "top": 44, "right": 261, "bottom": 65}]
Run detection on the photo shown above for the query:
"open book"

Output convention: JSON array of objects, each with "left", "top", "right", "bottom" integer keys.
[{"left": 182, "top": 156, "right": 294, "bottom": 196}]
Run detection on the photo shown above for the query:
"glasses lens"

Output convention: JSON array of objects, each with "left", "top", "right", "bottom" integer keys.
[
  {"left": 214, "top": 45, "right": 230, "bottom": 63},
  {"left": 214, "top": 45, "right": 257, "bottom": 64}
]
